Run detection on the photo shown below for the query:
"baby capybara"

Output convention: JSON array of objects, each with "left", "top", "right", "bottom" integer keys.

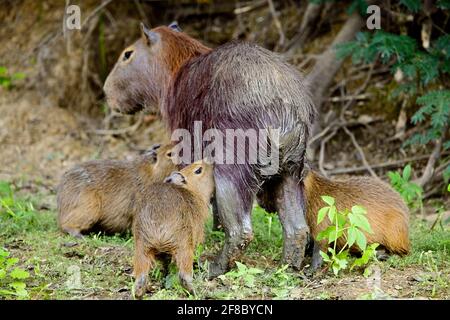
[
  {"left": 304, "top": 170, "right": 410, "bottom": 269},
  {"left": 132, "top": 160, "right": 214, "bottom": 298},
  {"left": 56, "top": 144, "right": 177, "bottom": 238}
]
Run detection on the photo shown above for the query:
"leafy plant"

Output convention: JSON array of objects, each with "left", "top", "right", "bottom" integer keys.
[
  {"left": 0, "top": 181, "right": 41, "bottom": 236},
  {"left": 219, "top": 261, "right": 263, "bottom": 288},
  {"left": 0, "top": 248, "right": 30, "bottom": 299},
  {"left": 419, "top": 250, "right": 448, "bottom": 297},
  {"left": 0, "top": 67, "right": 25, "bottom": 89},
  {"left": 388, "top": 164, "right": 423, "bottom": 209},
  {"left": 316, "top": 196, "right": 379, "bottom": 275},
  {"left": 336, "top": 3, "right": 450, "bottom": 186}
]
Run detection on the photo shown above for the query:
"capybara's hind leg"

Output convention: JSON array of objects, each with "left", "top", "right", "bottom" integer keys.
[
  {"left": 274, "top": 175, "right": 309, "bottom": 270},
  {"left": 208, "top": 174, "right": 254, "bottom": 278},
  {"left": 311, "top": 241, "right": 323, "bottom": 271},
  {"left": 59, "top": 206, "right": 98, "bottom": 238},
  {"left": 61, "top": 226, "right": 83, "bottom": 239},
  {"left": 174, "top": 249, "right": 195, "bottom": 295},
  {"left": 133, "top": 237, "right": 155, "bottom": 299}
]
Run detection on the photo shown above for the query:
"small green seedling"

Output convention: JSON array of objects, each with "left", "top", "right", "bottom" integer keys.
[{"left": 316, "top": 196, "right": 379, "bottom": 275}]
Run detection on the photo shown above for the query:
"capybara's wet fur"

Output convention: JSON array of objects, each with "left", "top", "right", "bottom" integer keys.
[
  {"left": 132, "top": 160, "right": 214, "bottom": 298},
  {"left": 104, "top": 23, "right": 316, "bottom": 275},
  {"left": 305, "top": 170, "right": 410, "bottom": 256},
  {"left": 56, "top": 144, "right": 177, "bottom": 237}
]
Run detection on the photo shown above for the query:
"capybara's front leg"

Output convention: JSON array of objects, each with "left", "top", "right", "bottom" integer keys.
[
  {"left": 174, "top": 249, "right": 195, "bottom": 296},
  {"left": 275, "top": 175, "right": 309, "bottom": 270},
  {"left": 208, "top": 175, "right": 254, "bottom": 279},
  {"left": 133, "top": 236, "right": 155, "bottom": 299}
]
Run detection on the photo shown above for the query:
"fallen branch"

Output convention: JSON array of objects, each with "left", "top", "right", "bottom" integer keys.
[
  {"left": 319, "top": 129, "right": 338, "bottom": 177},
  {"left": 342, "top": 126, "right": 379, "bottom": 179},
  {"left": 414, "top": 124, "right": 448, "bottom": 188},
  {"left": 327, "top": 152, "right": 450, "bottom": 175},
  {"left": 267, "top": 0, "right": 285, "bottom": 48}
]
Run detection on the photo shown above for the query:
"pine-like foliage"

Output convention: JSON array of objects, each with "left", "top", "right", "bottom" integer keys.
[{"left": 336, "top": 2, "right": 450, "bottom": 182}]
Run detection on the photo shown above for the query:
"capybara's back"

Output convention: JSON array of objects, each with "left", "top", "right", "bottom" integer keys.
[
  {"left": 305, "top": 170, "right": 410, "bottom": 255},
  {"left": 57, "top": 144, "right": 177, "bottom": 237}
]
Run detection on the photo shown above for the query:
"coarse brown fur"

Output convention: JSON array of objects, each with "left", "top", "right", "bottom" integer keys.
[
  {"left": 132, "top": 160, "right": 214, "bottom": 298},
  {"left": 56, "top": 144, "right": 177, "bottom": 237},
  {"left": 305, "top": 170, "right": 410, "bottom": 255},
  {"left": 103, "top": 26, "right": 211, "bottom": 114},
  {"left": 104, "top": 23, "right": 316, "bottom": 276}
]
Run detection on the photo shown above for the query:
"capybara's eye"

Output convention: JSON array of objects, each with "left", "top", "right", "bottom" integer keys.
[
  {"left": 194, "top": 167, "right": 202, "bottom": 175},
  {"left": 166, "top": 152, "right": 172, "bottom": 158},
  {"left": 123, "top": 50, "right": 133, "bottom": 61}
]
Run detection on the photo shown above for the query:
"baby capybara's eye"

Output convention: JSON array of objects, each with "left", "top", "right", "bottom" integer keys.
[
  {"left": 123, "top": 50, "right": 133, "bottom": 61},
  {"left": 194, "top": 167, "right": 202, "bottom": 175},
  {"left": 166, "top": 152, "right": 172, "bottom": 158}
]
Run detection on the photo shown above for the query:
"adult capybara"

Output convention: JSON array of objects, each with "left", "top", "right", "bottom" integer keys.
[
  {"left": 57, "top": 144, "right": 177, "bottom": 237},
  {"left": 133, "top": 160, "right": 214, "bottom": 298},
  {"left": 304, "top": 170, "right": 410, "bottom": 270},
  {"left": 104, "top": 22, "right": 316, "bottom": 276}
]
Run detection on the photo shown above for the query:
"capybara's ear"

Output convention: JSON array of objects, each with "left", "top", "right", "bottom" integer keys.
[
  {"left": 140, "top": 22, "right": 160, "bottom": 45},
  {"left": 168, "top": 21, "right": 181, "bottom": 32},
  {"left": 164, "top": 172, "right": 186, "bottom": 185}
]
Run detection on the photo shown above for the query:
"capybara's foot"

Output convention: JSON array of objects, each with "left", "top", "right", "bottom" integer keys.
[
  {"left": 63, "top": 227, "right": 83, "bottom": 239},
  {"left": 281, "top": 231, "right": 308, "bottom": 270},
  {"left": 208, "top": 259, "right": 228, "bottom": 279},
  {"left": 179, "top": 273, "right": 195, "bottom": 296},
  {"left": 376, "top": 249, "right": 390, "bottom": 261},
  {"left": 134, "top": 274, "right": 147, "bottom": 299}
]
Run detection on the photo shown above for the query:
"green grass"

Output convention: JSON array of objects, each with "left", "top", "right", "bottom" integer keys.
[{"left": 1, "top": 181, "right": 449, "bottom": 300}]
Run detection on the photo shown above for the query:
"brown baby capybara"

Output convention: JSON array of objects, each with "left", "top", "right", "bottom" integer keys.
[
  {"left": 56, "top": 144, "right": 177, "bottom": 238},
  {"left": 304, "top": 170, "right": 410, "bottom": 270},
  {"left": 132, "top": 160, "right": 215, "bottom": 298}
]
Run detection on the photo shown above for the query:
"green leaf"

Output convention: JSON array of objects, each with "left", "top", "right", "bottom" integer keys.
[
  {"left": 403, "top": 165, "right": 411, "bottom": 181},
  {"left": 328, "top": 205, "right": 336, "bottom": 223},
  {"left": 235, "top": 261, "right": 246, "bottom": 272},
  {"left": 355, "top": 229, "right": 367, "bottom": 251},
  {"left": 336, "top": 212, "right": 347, "bottom": 228},
  {"left": 0, "top": 248, "right": 10, "bottom": 258},
  {"left": 316, "top": 226, "right": 334, "bottom": 241},
  {"left": 12, "top": 72, "right": 26, "bottom": 80},
  {"left": 328, "top": 228, "right": 343, "bottom": 244},
  {"left": 351, "top": 205, "right": 367, "bottom": 215},
  {"left": 347, "top": 226, "right": 357, "bottom": 248},
  {"left": 349, "top": 211, "right": 372, "bottom": 233},
  {"left": 319, "top": 250, "right": 331, "bottom": 263},
  {"left": 321, "top": 196, "right": 335, "bottom": 206},
  {"left": 317, "top": 207, "right": 329, "bottom": 225},
  {"left": 0, "top": 269, "right": 6, "bottom": 279},
  {"left": 0, "top": 181, "right": 12, "bottom": 197},
  {"left": 10, "top": 268, "right": 29, "bottom": 280},
  {"left": 6, "top": 257, "right": 18, "bottom": 269}
]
